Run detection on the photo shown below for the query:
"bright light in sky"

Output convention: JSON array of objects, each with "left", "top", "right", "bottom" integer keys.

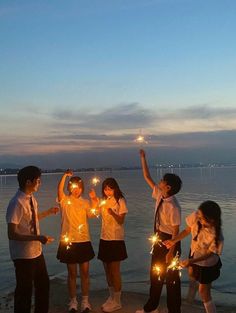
[{"left": 0, "top": 0, "right": 236, "bottom": 167}]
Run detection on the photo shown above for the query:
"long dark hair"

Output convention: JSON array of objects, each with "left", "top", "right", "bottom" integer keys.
[
  {"left": 194, "top": 200, "right": 222, "bottom": 247},
  {"left": 102, "top": 178, "right": 124, "bottom": 203}
]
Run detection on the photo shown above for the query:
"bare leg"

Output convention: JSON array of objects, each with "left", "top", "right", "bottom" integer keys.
[
  {"left": 67, "top": 263, "right": 77, "bottom": 299},
  {"left": 199, "top": 284, "right": 216, "bottom": 313},
  {"left": 186, "top": 266, "right": 198, "bottom": 303},
  {"left": 79, "top": 262, "right": 89, "bottom": 296}
]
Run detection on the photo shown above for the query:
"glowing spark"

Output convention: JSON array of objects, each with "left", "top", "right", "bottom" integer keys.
[
  {"left": 90, "top": 208, "right": 100, "bottom": 218},
  {"left": 134, "top": 135, "right": 148, "bottom": 144},
  {"left": 149, "top": 233, "right": 162, "bottom": 254},
  {"left": 67, "top": 199, "right": 72, "bottom": 205},
  {"left": 78, "top": 224, "right": 84, "bottom": 234},
  {"left": 99, "top": 199, "right": 107, "bottom": 207},
  {"left": 69, "top": 181, "right": 78, "bottom": 189},
  {"left": 153, "top": 264, "right": 162, "bottom": 280},
  {"left": 91, "top": 177, "right": 100, "bottom": 186},
  {"left": 167, "top": 252, "right": 182, "bottom": 282},
  {"left": 62, "top": 234, "right": 72, "bottom": 250}
]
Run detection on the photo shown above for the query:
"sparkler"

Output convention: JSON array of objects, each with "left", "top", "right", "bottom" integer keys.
[
  {"left": 167, "top": 252, "right": 182, "bottom": 282},
  {"left": 153, "top": 264, "right": 162, "bottom": 280},
  {"left": 148, "top": 233, "right": 163, "bottom": 254},
  {"left": 62, "top": 234, "right": 72, "bottom": 250},
  {"left": 99, "top": 199, "right": 107, "bottom": 207},
  {"left": 90, "top": 208, "right": 100, "bottom": 218},
  {"left": 69, "top": 181, "right": 78, "bottom": 189},
  {"left": 135, "top": 135, "right": 148, "bottom": 144},
  {"left": 91, "top": 177, "right": 100, "bottom": 186}
]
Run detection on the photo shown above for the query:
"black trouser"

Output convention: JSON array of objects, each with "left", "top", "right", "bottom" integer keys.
[
  {"left": 144, "top": 232, "right": 181, "bottom": 313},
  {"left": 13, "top": 254, "right": 49, "bottom": 313}
]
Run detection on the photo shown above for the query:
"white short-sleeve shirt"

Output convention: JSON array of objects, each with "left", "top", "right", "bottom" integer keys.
[
  {"left": 100, "top": 197, "right": 128, "bottom": 241},
  {"left": 186, "top": 211, "right": 224, "bottom": 266},
  {"left": 60, "top": 195, "right": 91, "bottom": 243},
  {"left": 6, "top": 190, "right": 42, "bottom": 260},
  {"left": 152, "top": 185, "right": 181, "bottom": 235}
]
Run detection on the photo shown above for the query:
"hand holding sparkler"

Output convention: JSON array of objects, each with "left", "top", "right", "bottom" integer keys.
[
  {"left": 140, "top": 149, "right": 146, "bottom": 158},
  {"left": 65, "top": 169, "right": 73, "bottom": 177},
  {"left": 39, "top": 235, "right": 54, "bottom": 245},
  {"left": 48, "top": 206, "right": 60, "bottom": 215},
  {"left": 163, "top": 238, "right": 176, "bottom": 249}
]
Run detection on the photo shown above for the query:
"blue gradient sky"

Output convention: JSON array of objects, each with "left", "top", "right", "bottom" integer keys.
[{"left": 1, "top": 0, "right": 236, "bottom": 168}]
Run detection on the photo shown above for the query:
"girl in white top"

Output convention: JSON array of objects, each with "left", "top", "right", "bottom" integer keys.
[
  {"left": 91, "top": 178, "right": 128, "bottom": 313},
  {"left": 57, "top": 170, "right": 95, "bottom": 313},
  {"left": 164, "top": 200, "right": 223, "bottom": 313}
]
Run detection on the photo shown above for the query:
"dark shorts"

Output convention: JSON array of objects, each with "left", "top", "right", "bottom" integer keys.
[
  {"left": 98, "top": 239, "right": 128, "bottom": 262},
  {"left": 191, "top": 258, "right": 222, "bottom": 284},
  {"left": 57, "top": 241, "right": 95, "bottom": 264}
]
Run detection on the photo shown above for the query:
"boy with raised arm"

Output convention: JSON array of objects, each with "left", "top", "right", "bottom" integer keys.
[{"left": 136, "top": 150, "right": 182, "bottom": 313}]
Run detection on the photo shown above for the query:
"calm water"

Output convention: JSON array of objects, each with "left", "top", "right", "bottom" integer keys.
[{"left": 0, "top": 168, "right": 236, "bottom": 301}]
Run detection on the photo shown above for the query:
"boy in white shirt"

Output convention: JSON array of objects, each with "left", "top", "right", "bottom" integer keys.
[
  {"left": 6, "top": 166, "right": 58, "bottom": 313},
  {"left": 136, "top": 150, "right": 182, "bottom": 313}
]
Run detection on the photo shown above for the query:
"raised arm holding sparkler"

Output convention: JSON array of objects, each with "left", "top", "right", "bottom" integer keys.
[
  {"left": 56, "top": 170, "right": 95, "bottom": 313},
  {"left": 136, "top": 149, "right": 182, "bottom": 313}
]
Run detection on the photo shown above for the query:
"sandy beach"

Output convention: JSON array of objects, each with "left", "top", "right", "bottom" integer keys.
[{"left": 1, "top": 278, "right": 236, "bottom": 313}]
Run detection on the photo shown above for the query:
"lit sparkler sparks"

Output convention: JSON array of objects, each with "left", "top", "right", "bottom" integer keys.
[
  {"left": 167, "top": 252, "right": 182, "bottom": 271},
  {"left": 69, "top": 181, "right": 78, "bottom": 189},
  {"left": 62, "top": 234, "right": 72, "bottom": 250},
  {"left": 149, "top": 233, "right": 163, "bottom": 254},
  {"left": 99, "top": 199, "right": 107, "bottom": 207},
  {"left": 91, "top": 177, "right": 100, "bottom": 186},
  {"left": 153, "top": 264, "right": 162, "bottom": 280},
  {"left": 67, "top": 199, "right": 72, "bottom": 205},
  {"left": 134, "top": 135, "right": 148, "bottom": 145},
  {"left": 90, "top": 208, "right": 100, "bottom": 218},
  {"left": 167, "top": 252, "right": 182, "bottom": 282}
]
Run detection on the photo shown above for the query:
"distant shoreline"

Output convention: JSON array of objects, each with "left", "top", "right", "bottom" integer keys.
[{"left": 1, "top": 164, "right": 236, "bottom": 176}]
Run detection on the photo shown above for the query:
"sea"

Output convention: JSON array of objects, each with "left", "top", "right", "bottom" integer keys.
[{"left": 0, "top": 168, "right": 236, "bottom": 304}]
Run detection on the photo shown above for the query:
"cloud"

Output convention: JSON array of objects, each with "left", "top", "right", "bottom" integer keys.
[
  {"left": 170, "top": 105, "right": 236, "bottom": 120},
  {"left": 51, "top": 103, "right": 158, "bottom": 131}
]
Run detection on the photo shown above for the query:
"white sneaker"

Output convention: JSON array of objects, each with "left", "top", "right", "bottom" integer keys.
[
  {"left": 102, "top": 300, "right": 122, "bottom": 312},
  {"left": 68, "top": 298, "right": 78, "bottom": 312},
  {"left": 81, "top": 301, "right": 92, "bottom": 313},
  {"left": 101, "top": 296, "right": 113, "bottom": 309}
]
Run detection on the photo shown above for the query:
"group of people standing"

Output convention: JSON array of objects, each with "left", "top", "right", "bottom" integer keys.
[{"left": 6, "top": 149, "right": 223, "bottom": 313}]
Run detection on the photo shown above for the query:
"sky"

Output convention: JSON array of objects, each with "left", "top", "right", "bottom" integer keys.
[{"left": 0, "top": 0, "right": 236, "bottom": 169}]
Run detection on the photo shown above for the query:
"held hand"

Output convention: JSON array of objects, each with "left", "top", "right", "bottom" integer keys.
[
  {"left": 65, "top": 169, "right": 73, "bottom": 177},
  {"left": 163, "top": 239, "right": 175, "bottom": 249},
  {"left": 48, "top": 207, "right": 59, "bottom": 215},
  {"left": 39, "top": 235, "right": 54, "bottom": 244},
  {"left": 140, "top": 149, "right": 146, "bottom": 158},
  {"left": 45, "top": 236, "right": 55, "bottom": 244},
  {"left": 180, "top": 259, "right": 191, "bottom": 268}
]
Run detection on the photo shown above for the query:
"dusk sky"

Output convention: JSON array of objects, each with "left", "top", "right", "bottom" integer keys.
[{"left": 1, "top": 0, "right": 236, "bottom": 169}]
